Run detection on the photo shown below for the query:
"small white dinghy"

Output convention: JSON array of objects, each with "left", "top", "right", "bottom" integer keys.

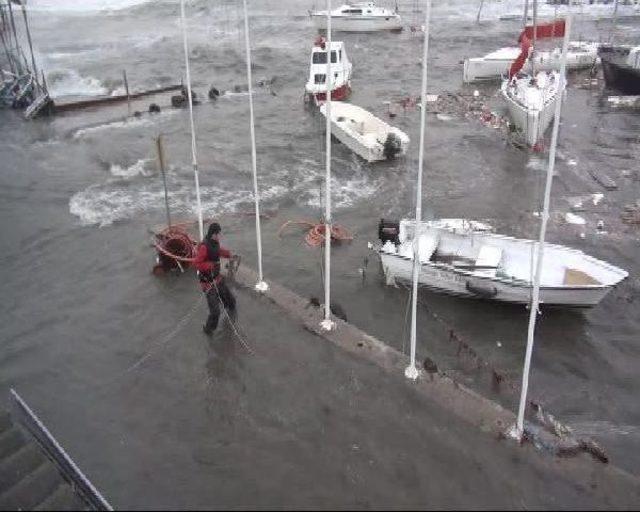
[
  {"left": 463, "top": 41, "right": 598, "bottom": 83},
  {"left": 501, "top": 70, "right": 563, "bottom": 147},
  {"left": 310, "top": 1, "right": 402, "bottom": 32},
  {"left": 377, "top": 218, "right": 628, "bottom": 307},
  {"left": 320, "top": 101, "right": 409, "bottom": 162}
]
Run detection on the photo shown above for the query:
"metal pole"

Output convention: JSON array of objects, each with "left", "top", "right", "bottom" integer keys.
[
  {"left": 7, "top": 0, "right": 18, "bottom": 55},
  {"left": 476, "top": 0, "right": 485, "bottom": 23},
  {"left": 406, "top": 0, "right": 432, "bottom": 381},
  {"left": 320, "top": 0, "right": 334, "bottom": 331},
  {"left": 242, "top": 0, "right": 268, "bottom": 293},
  {"left": 610, "top": 0, "right": 619, "bottom": 43},
  {"left": 180, "top": 0, "right": 204, "bottom": 241},
  {"left": 156, "top": 135, "right": 172, "bottom": 229},
  {"left": 523, "top": 0, "right": 530, "bottom": 29},
  {"left": 123, "top": 69, "right": 131, "bottom": 116},
  {"left": 515, "top": 8, "right": 572, "bottom": 441},
  {"left": 19, "top": 1, "right": 40, "bottom": 89}
]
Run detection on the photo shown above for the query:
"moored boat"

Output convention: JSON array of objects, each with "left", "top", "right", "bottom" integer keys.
[
  {"left": 463, "top": 41, "right": 598, "bottom": 83},
  {"left": 501, "top": 70, "right": 563, "bottom": 147},
  {"left": 305, "top": 37, "right": 353, "bottom": 102},
  {"left": 310, "top": 1, "right": 402, "bottom": 32},
  {"left": 598, "top": 44, "right": 640, "bottom": 95},
  {"left": 319, "top": 101, "right": 409, "bottom": 162},
  {"left": 376, "top": 218, "right": 628, "bottom": 307}
]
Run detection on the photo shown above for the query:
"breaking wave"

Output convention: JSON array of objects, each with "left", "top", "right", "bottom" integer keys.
[{"left": 46, "top": 69, "right": 108, "bottom": 99}]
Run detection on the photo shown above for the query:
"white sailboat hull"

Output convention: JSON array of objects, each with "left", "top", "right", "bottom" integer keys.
[
  {"left": 463, "top": 43, "right": 599, "bottom": 83},
  {"left": 311, "top": 14, "right": 402, "bottom": 32},
  {"left": 501, "top": 73, "right": 562, "bottom": 147}
]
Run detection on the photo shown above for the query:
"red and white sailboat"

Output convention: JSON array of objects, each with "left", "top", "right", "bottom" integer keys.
[
  {"left": 305, "top": 36, "right": 352, "bottom": 102},
  {"left": 501, "top": 19, "right": 567, "bottom": 148}
]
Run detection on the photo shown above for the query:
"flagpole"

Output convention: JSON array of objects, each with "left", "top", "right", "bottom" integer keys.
[
  {"left": 320, "top": 0, "right": 335, "bottom": 332},
  {"left": 406, "top": 0, "right": 432, "bottom": 381},
  {"left": 241, "top": 0, "right": 268, "bottom": 293},
  {"left": 179, "top": 0, "right": 204, "bottom": 240},
  {"left": 515, "top": 8, "right": 572, "bottom": 441}
]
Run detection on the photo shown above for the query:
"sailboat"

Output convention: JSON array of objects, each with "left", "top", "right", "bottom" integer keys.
[
  {"left": 501, "top": 15, "right": 567, "bottom": 147},
  {"left": 309, "top": 1, "right": 402, "bottom": 32}
]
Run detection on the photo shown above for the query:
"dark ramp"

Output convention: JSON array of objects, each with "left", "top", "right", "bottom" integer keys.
[{"left": 0, "top": 409, "right": 86, "bottom": 510}]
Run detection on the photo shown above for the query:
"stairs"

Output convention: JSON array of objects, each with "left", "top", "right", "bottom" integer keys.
[{"left": 0, "top": 411, "right": 87, "bottom": 510}]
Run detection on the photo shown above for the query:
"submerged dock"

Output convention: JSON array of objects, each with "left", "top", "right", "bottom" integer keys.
[{"left": 228, "top": 265, "right": 640, "bottom": 505}]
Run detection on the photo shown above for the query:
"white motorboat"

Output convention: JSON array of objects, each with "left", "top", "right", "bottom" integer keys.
[
  {"left": 501, "top": 70, "right": 563, "bottom": 147},
  {"left": 310, "top": 2, "right": 402, "bottom": 32},
  {"left": 463, "top": 41, "right": 598, "bottom": 83},
  {"left": 377, "top": 218, "right": 628, "bottom": 307},
  {"left": 319, "top": 101, "right": 409, "bottom": 162},
  {"left": 304, "top": 37, "right": 353, "bottom": 102}
]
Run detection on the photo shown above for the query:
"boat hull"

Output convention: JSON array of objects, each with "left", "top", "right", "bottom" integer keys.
[
  {"left": 464, "top": 45, "right": 598, "bottom": 83},
  {"left": 311, "top": 15, "right": 402, "bottom": 32},
  {"left": 380, "top": 252, "right": 613, "bottom": 307},
  {"left": 310, "top": 82, "right": 351, "bottom": 102},
  {"left": 501, "top": 81, "right": 560, "bottom": 147},
  {"left": 601, "top": 59, "right": 640, "bottom": 95}
]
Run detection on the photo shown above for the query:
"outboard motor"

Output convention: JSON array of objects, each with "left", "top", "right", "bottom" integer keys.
[
  {"left": 378, "top": 218, "right": 400, "bottom": 245},
  {"left": 383, "top": 132, "right": 402, "bottom": 160}
]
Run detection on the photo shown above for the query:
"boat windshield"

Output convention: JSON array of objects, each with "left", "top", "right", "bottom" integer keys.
[{"left": 313, "top": 51, "right": 339, "bottom": 64}]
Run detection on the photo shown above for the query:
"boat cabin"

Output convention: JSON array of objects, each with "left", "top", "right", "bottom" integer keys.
[{"left": 305, "top": 38, "right": 352, "bottom": 101}]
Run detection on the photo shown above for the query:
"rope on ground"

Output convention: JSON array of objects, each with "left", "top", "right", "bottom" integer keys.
[
  {"left": 213, "top": 276, "right": 255, "bottom": 356},
  {"left": 278, "top": 219, "right": 354, "bottom": 247}
]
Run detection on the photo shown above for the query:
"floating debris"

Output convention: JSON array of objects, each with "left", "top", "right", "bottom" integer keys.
[{"left": 565, "top": 212, "right": 586, "bottom": 225}]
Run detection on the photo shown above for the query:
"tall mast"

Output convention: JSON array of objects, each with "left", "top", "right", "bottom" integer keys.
[
  {"left": 241, "top": 0, "right": 268, "bottom": 293},
  {"left": 531, "top": 0, "right": 538, "bottom": 75},
  {"left": 523, "top": 0, "right": 530, "bottom": 30},
  {"left": 179, "top": 0, "right": 204, "bottom": 240},
  {"left": 320, "top": 0, "right": 334, "bottom": 331},
  {"left": 515, "top": 7, "right": 572, "bottom": 441},
  {"left": 19, "top": 1, "right": 39, "bottom": 89},
  {"left": 406, "top": 0, "right": 432, "bottom": 381}
]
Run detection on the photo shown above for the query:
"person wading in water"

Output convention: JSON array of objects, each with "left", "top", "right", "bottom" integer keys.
[{"left": 194, "top": 222, "right": 237, "bottom": 336}]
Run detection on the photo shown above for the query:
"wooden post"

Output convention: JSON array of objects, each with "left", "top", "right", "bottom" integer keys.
[
  {"left": 156, "top": 135, "right": 172, "bottom": 229},
  {"left": 123, "top": 69, "right": 131, "bottom": 116}
]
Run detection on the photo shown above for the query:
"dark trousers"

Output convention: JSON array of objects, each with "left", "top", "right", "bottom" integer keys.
[{"left": 204, "top": 279, "right": 237, "bottom": 334}]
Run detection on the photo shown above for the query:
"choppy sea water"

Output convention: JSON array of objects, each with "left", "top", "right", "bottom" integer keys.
[{"left": 1, "top": 0, "right": 640, "bottom": 507}]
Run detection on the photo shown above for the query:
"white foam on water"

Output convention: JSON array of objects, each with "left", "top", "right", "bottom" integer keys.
[
  {"left": 110, "top": 159, "right": 153, "bottom": 178},
  {"left": 527, "top": 157, "right": 546, "bottom": 172},
  {"left": 72, "top": 117, "right": 154, "bottom": 140},
  {"left": 47, "top": 69, "right": 108, "bottom": 99},
  {"left": 592, "top": 193, "right": 604, "bottom": 206},
  {"left": 305, "top": 175, "right": 379, "bottom": 210},
  {"left": 29, "top": 0, "right": 151, "bottom": 12},
  {"left": 565, "top": 212, "right": 586, "bottom": 225}
]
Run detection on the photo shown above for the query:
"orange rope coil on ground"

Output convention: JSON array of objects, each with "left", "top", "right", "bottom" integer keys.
[{"left": 278, "top": 220, "right": 353, "bottom": 247}]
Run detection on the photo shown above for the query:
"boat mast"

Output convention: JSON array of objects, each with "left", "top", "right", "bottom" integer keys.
[
  {"left": 476, "top": 0, "right": 484, "bottom": 23},
  {"left": 241, "top": 0, "right": 268, "bottom": 293},
  {"left": 515, "top": 6, "right": 572, "bottom": 441},
  {"left": 19, "top": 1, "right": 39, "bottom": 90},
  {"left": 523, "top": 0, "right": 530, "bottom": 29},
  {"left": 531, "top": 0, "right": 538, "bottom": 75},
  {"left": 406, "top": 0, "right": 432, "bottom": 381},
  {"left": 320, "top": 0, "right": 334, "bottom": 331},
  {"left": 179, "top": 0, "right": 204, "bottom": 241}
]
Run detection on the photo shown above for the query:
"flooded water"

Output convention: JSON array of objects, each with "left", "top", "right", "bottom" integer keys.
[{"left": 1, "top": 0, "right": 640, "bottom": 507}]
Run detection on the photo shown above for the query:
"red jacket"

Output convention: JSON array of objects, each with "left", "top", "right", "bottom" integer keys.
[{"left": 194, "top": 241, "right": 232, "bottom": 292}]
